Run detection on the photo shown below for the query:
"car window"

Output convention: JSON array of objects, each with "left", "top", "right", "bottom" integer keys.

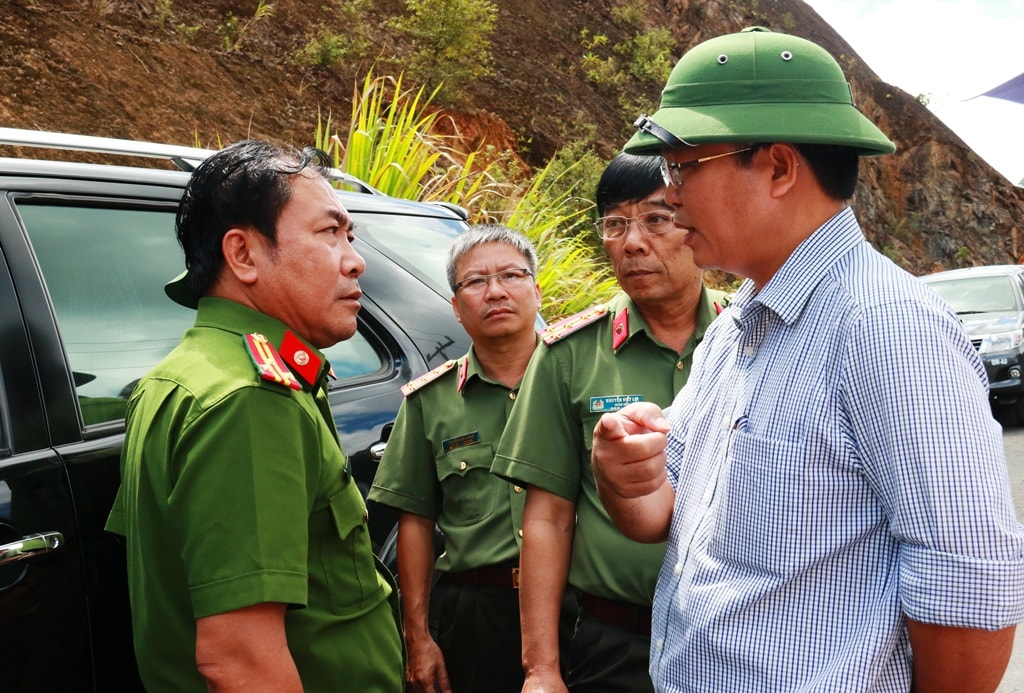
[
  {"left": 18, "top": 201, "right": 386, "bottom": 427},
  {"left": 354, "top": 212, "right": 464, "bottom": 295},
  {"left": 927, "top": 275, "right": 1019, "bottom": 313}
]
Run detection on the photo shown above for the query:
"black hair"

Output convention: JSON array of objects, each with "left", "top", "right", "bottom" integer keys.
[
  {"left": 793, "top": 143, "right": 860, "bottom": 200},
  {"left": 736, "top": 142, "right": 860, "bottom": 200},
  {"left": 175, "top": 140, "right": 331, "bottom": 301},
  {"left": 595, "top": 152, "right": 665, "bottom": 216}
]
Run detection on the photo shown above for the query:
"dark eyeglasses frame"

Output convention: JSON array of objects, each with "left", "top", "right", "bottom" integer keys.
[
  {"left": 453, "top": 268, "right": 534, "bottom": 293},
  {"left": 596, "top": 211, "right": 676, "bottom": 240},
  {"left": 660, "top": 147, "right": 753, "bottom": 187}
]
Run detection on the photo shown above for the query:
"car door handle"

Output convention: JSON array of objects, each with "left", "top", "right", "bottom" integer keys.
[
  {"left": 0, "top": 531, "right": 64, "bottom": 566},
  {"left": 369, "top": 441, "right": 387, "bottom": 461}
]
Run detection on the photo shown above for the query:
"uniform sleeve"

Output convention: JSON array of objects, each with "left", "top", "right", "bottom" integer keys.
[
  {"left": 492, "top": 343, "right": 583, "bottom": 501},
  {"left": 842, "top": 299, "right": 1024, "bottom": 630},
  {"left": 169, "top": 387, "right": 316, "bottom": 618},
  {"left": 368, "top": 395, "right": 441, "bottom": 518}
]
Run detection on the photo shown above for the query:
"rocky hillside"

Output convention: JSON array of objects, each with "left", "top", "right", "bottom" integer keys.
[{"left": 1, "top": 0, "right": 1021, "bottom": 273}]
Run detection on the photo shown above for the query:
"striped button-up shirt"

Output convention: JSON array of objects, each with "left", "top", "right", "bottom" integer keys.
[{"left": 654, "top": 207, "right": 1024, "bottom": 691}]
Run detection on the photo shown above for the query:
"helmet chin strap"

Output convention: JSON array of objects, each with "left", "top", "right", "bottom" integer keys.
[{"left": 633, "top": 114, "right": 695, "bottom": 149}]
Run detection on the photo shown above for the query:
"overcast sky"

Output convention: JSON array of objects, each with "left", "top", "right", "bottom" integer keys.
[{"left": 804, "top": 0, "right": 1024, "bottom": 185}]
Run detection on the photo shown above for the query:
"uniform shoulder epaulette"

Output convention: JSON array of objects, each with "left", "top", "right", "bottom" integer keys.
[
  {"left": 244, "top": 332, "right": 301, "bottom": 391},
  {"left": 541, "top": 304, "right": 609, "bottom": 345},
  {"left": 401, "top": 359, "right": 458, "bottom": 397}
]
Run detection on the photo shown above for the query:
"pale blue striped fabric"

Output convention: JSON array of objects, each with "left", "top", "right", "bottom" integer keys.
[{"left": 654, "top": 207, "right": 1024, "bottom": 692}]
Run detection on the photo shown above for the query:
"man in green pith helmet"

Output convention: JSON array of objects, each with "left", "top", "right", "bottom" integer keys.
[
  {"left": 592, "top": 27, "right": 1024, "bottom": 692},
  {"left": 492, "top": 153, "right": 728, "bottom": 693}
]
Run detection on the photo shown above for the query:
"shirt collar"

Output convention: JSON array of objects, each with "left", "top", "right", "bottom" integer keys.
[
  {"left": 457, "top": 349, "right": 485, "bottom": 393},
  {"left": 193, "top": 297, "right": 331, "bottom": 390},
  {"left": 611, "top": 286, "right": 722, "bottom": 353},
  {"left": 458, "top": 336, "right": 541, "bottom": 393},
  {"left": 733, "top": 207, "right": 864, "bottom": 325}
]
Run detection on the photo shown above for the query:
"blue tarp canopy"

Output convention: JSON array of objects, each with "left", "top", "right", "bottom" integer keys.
[{"left": 975, "top": 71, "right": 1024, "bottom": 105}]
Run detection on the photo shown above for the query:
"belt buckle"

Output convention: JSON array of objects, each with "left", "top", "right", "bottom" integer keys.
[{"left": 511, "top": 567, "right": 520, "bottom": 589}]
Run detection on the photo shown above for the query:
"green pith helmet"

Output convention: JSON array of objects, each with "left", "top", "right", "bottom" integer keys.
[{"left": 624, "top": 27, "right": 895, "bottom": 156}]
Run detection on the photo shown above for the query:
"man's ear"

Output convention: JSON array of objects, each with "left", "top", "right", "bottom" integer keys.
[
  {"left": 221, "top": 227, "right": 260, "bottom": 286},
  {"left": 451, "top": 295, "right": 463, "bottom": 323},
  {"left": 766, "top": 143, "right": 800, "bottom": 199}
]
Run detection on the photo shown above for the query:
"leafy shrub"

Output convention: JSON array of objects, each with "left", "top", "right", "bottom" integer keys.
[
  {"left": 316, "top": 72, "right": 618, "bottom": 318},
  {"left": 388, "top": 0, "right": 498, "bottom": 104},
  {"left": 291, "top": 0, "right": 373, "bottom": 68}
]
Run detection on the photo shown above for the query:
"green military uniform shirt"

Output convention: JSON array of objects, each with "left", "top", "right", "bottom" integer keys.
[
  {"left": 369, "top": 347, "right": 526, "bottom": 573},
  {"left": 106, "top": 297, "right": 402, "bottom": 692},
  {"left": 492, "top": 288, "right": 726, "bottom": 605}
]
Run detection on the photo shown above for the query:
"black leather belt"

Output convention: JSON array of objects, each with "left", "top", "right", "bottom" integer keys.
[
  {"left": 447, "top": 565, "right": 520, "bottom": 589},
  {"left": 580, "top": 592, "right": 651, "bottom": 635}
]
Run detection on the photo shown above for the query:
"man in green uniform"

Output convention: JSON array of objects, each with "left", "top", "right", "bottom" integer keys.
[
  {"left": 369, "top": 225, "right": 542, "bottom": 693},
  {"left": 105, "top": 141, "right": 403, "bottom": 692},
  {"left": 492, "top": 153, "right": 727, "bottom": 693}
]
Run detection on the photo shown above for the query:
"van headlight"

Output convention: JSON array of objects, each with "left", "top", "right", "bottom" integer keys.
[{"left": 981, "top": 329, "right": 1024, "bottom": 354}]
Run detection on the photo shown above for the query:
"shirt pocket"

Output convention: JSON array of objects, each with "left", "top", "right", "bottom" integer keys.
[
  {"left": 436, "top": 443, "right": 497, "bottom": 527},
  {"left": 322, "top": 486, "right": 380, "bottom": 616},
  {"left": 709, "top": 431, "right": 820, "bottom": 576}
]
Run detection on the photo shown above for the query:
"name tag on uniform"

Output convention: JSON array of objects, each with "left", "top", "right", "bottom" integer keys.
[
  {"left": 589, "top": 394, "right": 643, "bottom": 413},
  {"left": 442, "top": 431, "right": 481, "bottom": 453}
]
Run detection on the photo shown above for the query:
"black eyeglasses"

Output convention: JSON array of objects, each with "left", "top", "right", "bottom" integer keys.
[
  {"left": 453, "top": 268, "right": 533, "bottom": 294},
  {"left": 660, "top": 148, "right": 753, "bottom": 187},
  {"left": 596, "top": 211, "right": 676, "bottom": 240}
]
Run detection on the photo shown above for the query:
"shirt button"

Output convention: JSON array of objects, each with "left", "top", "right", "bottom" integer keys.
[
  {"left": 743, "top": 346, "right": 756, "bottom": 357},
  {"left": 702, "top": 490, "right": 713, "bottom": 505},
  {"left": 722, "top": 415, "right": 731, "bottom": 430},
  {"left": 518, "top": 529, "right": 524, "bottom": 537},
  {"left": 656, "top": 639, "right": 664, "bottom": 651},
  {"left": 513, "top": 485, "right": 524, "bottom": 493},
  {"left": 509, "top": 391, "right": 517, "bottom": 400},
  {"left": 459, "top": 461, "right": 467, "bottom": 471},
  {"left": 675, "top": 361, "right": 683, "bottom": 370},
  {"left": 673, "top": 562, "right": 682, "bottom": 576}
]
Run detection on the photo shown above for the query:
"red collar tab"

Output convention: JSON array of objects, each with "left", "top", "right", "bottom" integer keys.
[
  {"left": 612, "top": 307, "right": 629, "bottom": 350},
  {"left": 245, "top": 333, "right": 301, "bottom": 391},
  {"left": 456, "top": 357, "right": 469, "bottom": 393},
  {"left": 279, "top": 330, "right": 323, "bottom": 387}
]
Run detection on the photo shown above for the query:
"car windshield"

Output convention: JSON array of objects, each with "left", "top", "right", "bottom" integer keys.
[{"left": 927, "top": 275, "right": 1019, "bottom": 314}]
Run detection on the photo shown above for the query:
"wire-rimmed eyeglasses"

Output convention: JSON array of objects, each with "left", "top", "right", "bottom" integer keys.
[
  {"left": 660, "top": 147, "right": 753, "bottom": 187},
  {"left": 453, "top": 268, "right": 534, "bottom": 294},
  {"left": 596, "top": 211, "right": 676, "bottom": 240}
]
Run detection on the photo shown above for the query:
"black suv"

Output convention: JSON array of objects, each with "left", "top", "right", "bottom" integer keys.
[
  {"left": 921, "top": 264, "right": 1024, "bottom": 422},
  {"left": 0, "top": 128, "right": 471, "bottom": 690}
]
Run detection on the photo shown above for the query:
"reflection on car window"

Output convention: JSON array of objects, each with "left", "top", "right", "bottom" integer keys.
[
  {"left": 19, "top": 202, "right": 386, "bottom": 426},
  {"left": 929, "top": 276, "right": 1019, "bottom": 313},
  {"left": 354, "top": 212, "right": 464, "bottom": 295},
  {"left": 19, "top": 204, "right": 191, "bottom": 425},
  {"left": 322, "top": 331, "right": 386, "bottom": 381}
]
